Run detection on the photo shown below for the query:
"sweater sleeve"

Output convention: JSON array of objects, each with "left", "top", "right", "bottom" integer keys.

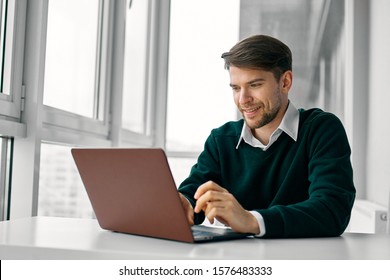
[
  {"left": 178, "top": 131, "right": 222, "bottom": 225},
  {"left": 258, "top": 112, "right": 356, "bottom": 238}
]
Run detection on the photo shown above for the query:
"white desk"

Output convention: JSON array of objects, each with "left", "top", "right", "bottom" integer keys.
[{"left": 1, "top": 217, "right": 390, "bottom": 260}]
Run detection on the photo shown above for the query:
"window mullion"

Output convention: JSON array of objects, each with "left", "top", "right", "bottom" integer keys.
[
  {"left": 148, "top": 0, "right": 170, "bottom": 148},
  {"left": 108, "top": 0, "right": 126, "bottom": 147},
  {"left": 10, "top": 0, "right": 48, "bottom": 219}
]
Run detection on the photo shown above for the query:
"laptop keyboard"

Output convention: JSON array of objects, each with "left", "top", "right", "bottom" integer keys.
[{"left": 191, "top": 225, "right": 235, "bottom": 237}]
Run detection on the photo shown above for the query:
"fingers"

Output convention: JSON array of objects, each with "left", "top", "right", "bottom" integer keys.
[
  {"left": 193, "top": 182, "right": 260, "bottom": 234},
  {"left": 194, "top": 181, "right": 227, "bottom": 200},
  {"left": 193, "top": 181, "right": 234, "bottom": 225},
  {"left": 202, "top": 200, "right": 229, "bottom": 225},
  {"left": 194, "top": 181, "right": 228, "bottom": 214},
  {"left": 194, "top": 189, "right": 231, "bottom": 214},
  {"left": 204, "top": 200, "right": 260, "bottom": 234}
]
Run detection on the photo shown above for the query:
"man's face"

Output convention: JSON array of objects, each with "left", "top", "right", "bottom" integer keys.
[{"left": 229, "top": 66, "right": 290, "bottom": 131}]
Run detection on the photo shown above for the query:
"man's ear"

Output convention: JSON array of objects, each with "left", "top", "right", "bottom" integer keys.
[{"left": 281, "top": 71, "right": 293, "bottom": 93}]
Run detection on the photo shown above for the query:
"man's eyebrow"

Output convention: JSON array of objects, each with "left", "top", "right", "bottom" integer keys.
[
  {"left": 229, "top": 78, "right": 266, "bottom": 87},
  {"left": 247, "top": 78, "right": 266, "bottom": 84}
]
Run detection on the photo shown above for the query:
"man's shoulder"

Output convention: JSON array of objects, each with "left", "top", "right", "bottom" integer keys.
[
  {"left": 299, "top": 108, "right": 342, "bottom": 126},
  {"left": 211, "top": 119, "right": 244, "bottom": 137},
  {"left": 298, "top": 108, "right": 347, "bottom": 140}
]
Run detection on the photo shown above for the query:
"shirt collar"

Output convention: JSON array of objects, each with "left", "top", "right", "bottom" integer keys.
[{"left": 236, "top": 101, "right": 299, "bottom": 150}]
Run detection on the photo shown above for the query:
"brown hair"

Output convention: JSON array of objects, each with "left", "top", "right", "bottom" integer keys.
[{"left": 221, "top": 34, "right": 292, "bottom": 80}]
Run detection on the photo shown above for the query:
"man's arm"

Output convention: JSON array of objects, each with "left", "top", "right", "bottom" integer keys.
[
  {"left": 178, "top": 132, "right": 222, "bottom": 225},
  {"left": 256, "top": 112, "right": 356, "bottom": 237}
]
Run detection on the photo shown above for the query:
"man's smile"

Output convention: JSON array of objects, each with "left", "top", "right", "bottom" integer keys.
[{"left": 241, "top": 105, "right": 261, "bottom": 118}]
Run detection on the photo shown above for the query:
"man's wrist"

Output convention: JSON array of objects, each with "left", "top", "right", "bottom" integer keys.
[{"left": 249, "top": 211, "right": 266, "bottom": 237}]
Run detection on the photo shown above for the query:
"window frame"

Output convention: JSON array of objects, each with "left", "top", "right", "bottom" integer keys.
[
  {"left": 117, "top": 0, "right": 170, "bottom": 148},
  {"left": 39, "top": 0, "right": 171, "bottom": 149},
  {"left": 40, "top": 0, "right": 112, "bottom": 147},
  {"left": 0, "top": 0, "right": 26, "bottom": 123}
]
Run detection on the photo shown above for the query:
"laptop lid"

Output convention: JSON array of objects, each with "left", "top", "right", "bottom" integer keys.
[
  {"left": 71, "top": 148, "right": 195, "bottom": 243},
  {"left": 72, "top": 148, "right": 252, "bottom": 243}
]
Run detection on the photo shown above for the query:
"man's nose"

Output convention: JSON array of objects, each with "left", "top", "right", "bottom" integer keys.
[{"left": 239, "top": 88, "right": 252, "bottom": 105}]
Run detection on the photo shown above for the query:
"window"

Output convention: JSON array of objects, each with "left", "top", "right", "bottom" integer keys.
[
  {"left": 166, "top": 0, "right": 240, "bottom": 183},
  {"left": 239, "top": 0, "right": 345, "bottom": 118},
  {"left": 0, "top": 0, "right": 24, "bottom": 121},
  {"left": 43, "top": 0, "right": 101, "bottom": 119},
  {"left": 40, "top": 0, "right": 111, "bottom": 147},
  {"left": 2, "top": 0, "right": 372, "bottom": 223},
  {"left": 37, "top": 0, "right": 109, "bottom": 218},
  {"left": 36, "top": 0, "right": 170, "bottom": 218},
  {"left": 0, "top": 0, "right": 25, "bottom": 220},
  {"left": 166, "top": 0, "right": 240, "bottom": 154},
  {"left": 38, "top": 143, "right": 93, "bottom": 218}
]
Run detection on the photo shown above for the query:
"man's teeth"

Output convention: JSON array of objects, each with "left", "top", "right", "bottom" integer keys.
[{"left": 245, "top": 107, "right": 259, "bottom": 112}]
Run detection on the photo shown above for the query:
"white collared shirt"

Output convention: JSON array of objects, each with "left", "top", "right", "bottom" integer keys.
[
  {"left": 236, "top": 101, "right": 299, "bottom": 150},
  {"left": 236, "top": 101, "right": 300, "bottom": 236}
]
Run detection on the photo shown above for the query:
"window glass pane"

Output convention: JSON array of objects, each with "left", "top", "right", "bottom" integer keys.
[
  {"left": 122, "top": 0, "right": 150, "bottom": 134},
  {"left": 0, "top": 0, "right": 15, "bottom": 97},
  {"left": 0, "top": 0, "right": 7, "bottom": 94},
  {"left": 239, "top": 0, "right": 345, "bottom": 118},
  {"left": 166, "top": 0, "right": 240, "bottom": 152},
  {"left": 0, "top": 137, "right": 11, "bottom": 221},
  {"left": 38, "top": 143, "right": 94, "bottom": 218},
  {"left": 43, "top": 0, "right": 100, "bottom": 118},
  {"left": 167, "top": 157, "right": 197, "bottom": 187}
]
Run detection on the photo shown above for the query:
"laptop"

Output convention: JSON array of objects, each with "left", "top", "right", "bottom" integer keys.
[{"left": 71, "top": 148, "right": 253, "bottom": 243}]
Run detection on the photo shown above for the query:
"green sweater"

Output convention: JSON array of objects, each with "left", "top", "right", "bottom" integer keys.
[{"left": 178, "top": 108, "right": 356, "bottom": 238}]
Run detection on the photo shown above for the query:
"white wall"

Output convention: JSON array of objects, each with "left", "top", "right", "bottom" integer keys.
[{"left": 366, "top": 0, "right": 390, "bottom": 208}]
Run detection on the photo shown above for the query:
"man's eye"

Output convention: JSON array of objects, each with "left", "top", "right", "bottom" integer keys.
[{"left": 250, "top": 83, "right": 261, "bottom": 88}]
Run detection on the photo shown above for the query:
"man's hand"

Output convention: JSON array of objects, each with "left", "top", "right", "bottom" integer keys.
[
  {"left": 179, "top": 193, "right": 194, "bottom": 225},
  {"left": 194, "top": 181, "right": 260, "bottom": 234}
]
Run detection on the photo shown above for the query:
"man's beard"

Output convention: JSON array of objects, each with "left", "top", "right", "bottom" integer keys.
[{"left": 242, "top": 95, "right": 282, "bottom": 129}]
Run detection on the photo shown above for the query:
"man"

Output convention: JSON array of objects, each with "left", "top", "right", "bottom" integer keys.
[{"left": 178, "top": 34, "right": 355, "bottom": 238}]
